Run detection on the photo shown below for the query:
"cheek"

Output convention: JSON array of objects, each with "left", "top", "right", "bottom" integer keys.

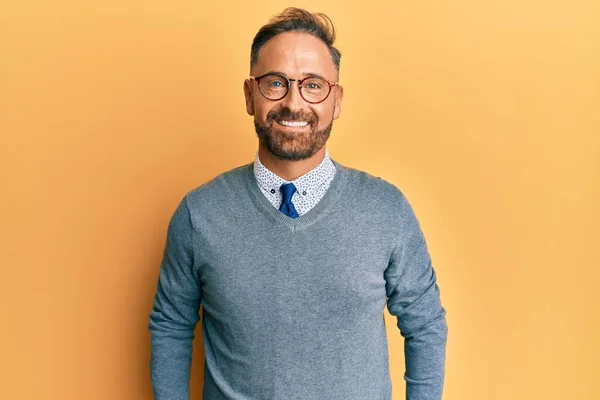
[
  {"left": 313, "top": 105, "right": 334, "bottom": 126},
  {"left": 253, "top": 101, "right": 273, "bottom": 122}
]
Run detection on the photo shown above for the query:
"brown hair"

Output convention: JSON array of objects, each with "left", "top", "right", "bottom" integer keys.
[{"left": 250, "top": 7, "right": 341, "bottom": 73}]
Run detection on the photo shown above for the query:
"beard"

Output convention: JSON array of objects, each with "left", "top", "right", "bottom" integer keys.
[{"left": 254, "top": 107, "right": 333, "bottom": 161}]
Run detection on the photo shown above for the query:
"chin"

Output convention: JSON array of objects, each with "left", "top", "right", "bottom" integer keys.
[{"left": 268, "top": 146, "right": 316, "bottom": 161}]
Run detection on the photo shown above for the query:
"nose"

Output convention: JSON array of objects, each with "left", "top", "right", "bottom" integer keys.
[{"left": 280, "top": 80, "right": 306, "bottom": 111}]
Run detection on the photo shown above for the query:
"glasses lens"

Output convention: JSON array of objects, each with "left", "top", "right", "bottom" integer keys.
[
  {"left": 300, "top": 77, "right": 330, "bottom": 103},
  {"left": 259, "top": 74, "right": 288, "bottom": 100}
]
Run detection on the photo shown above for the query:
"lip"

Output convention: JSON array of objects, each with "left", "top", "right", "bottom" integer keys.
[{"left": 275, "top": 120, "right": 311, "bottom": 128}]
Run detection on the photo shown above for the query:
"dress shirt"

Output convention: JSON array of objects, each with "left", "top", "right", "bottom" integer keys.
[{"left": 253, "top": 148, "right": 337, "bottom": 216}]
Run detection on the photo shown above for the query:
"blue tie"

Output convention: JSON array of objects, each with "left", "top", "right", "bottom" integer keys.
[{"left": 279, "top": 183, "right": 299, "bottom": 219}]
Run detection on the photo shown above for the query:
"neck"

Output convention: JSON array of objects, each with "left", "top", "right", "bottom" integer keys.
[{"left": 258, "top": 146, "right": 326, "bottom": 181}]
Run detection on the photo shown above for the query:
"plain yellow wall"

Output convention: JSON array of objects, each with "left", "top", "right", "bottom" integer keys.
[{"left": 1, "top": 0, "right": 598, "bottom": 399}]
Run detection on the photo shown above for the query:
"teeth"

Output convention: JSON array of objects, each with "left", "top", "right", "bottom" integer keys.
[{"left": 279, "top": 120, "right": 308, "bottom": 127}]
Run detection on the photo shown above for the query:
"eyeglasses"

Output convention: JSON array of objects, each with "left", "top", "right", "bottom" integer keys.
[{"left": 249, "top": 73, "right": 339, "bottom": 104}]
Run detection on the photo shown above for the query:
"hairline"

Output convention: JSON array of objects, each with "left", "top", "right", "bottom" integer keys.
[{"left": 250, "top": 32, "right": 340, "bottom": 82}]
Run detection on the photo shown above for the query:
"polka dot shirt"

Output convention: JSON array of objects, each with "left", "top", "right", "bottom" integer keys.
[{"left": 253, "top": 148, "right": 337, "bottom": 216}]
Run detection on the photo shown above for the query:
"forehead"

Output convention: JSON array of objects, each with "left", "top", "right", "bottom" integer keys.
[{"left": 253, "top": 31, "right": 337, "bottom": 80}]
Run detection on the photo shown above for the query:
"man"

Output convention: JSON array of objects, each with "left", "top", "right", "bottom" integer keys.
[{"left": 148, "top": 7, "right": 448, "bottom": 400}]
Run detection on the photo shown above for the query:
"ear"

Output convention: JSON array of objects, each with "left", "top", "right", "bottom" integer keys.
[
  {"left": 332, "top": 85, "right": 343, "bottom": 120},
  {"left": 243, "top": 79, "right": 255, "bottom": 116}
]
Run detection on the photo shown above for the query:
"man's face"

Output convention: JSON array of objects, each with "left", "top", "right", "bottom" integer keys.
[{"left": 244, "top": 31, "right": 343, "bottom": 161}]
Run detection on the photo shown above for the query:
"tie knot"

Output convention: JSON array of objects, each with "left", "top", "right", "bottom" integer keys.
[{"left": 279, "top": 183, "right": 297, "bottom": 204}]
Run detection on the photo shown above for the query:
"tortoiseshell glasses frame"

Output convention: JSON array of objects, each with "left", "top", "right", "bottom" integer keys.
[{"left": 249, "top": 73, "right": 340, "bottom": 104}]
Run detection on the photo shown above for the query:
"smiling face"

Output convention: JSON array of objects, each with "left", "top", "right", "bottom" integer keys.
[{"left": 244, "top": 31, "right": 343, "bottom": 161}]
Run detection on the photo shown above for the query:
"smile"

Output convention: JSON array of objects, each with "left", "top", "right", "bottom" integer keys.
[{"left": 277, "top": 120, "right": 309, "bottom": 127}]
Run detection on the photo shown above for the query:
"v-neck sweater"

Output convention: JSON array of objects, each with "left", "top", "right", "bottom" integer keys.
[{"left": 148, "top": 159, "right": 448, "bottom": 400}]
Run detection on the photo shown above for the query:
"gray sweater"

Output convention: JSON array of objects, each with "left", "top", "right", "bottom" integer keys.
[{"left": 148, "top": 160, "right": 448, "bottom": 400}]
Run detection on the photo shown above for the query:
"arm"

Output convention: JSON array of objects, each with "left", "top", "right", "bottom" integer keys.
[
  {"left": 148, "top": 197, "right": 202, "bottom": 400},
  {"left": 384, "top": 194, "right": 448, "bottom": 400}
]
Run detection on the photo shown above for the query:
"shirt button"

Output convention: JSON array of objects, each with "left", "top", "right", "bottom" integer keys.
[
  {"left": 302, "top": 191, "right": 307, "bottom": 196},
  {"left": 270, "top": 189, "right": 276, "bottom": 194}
]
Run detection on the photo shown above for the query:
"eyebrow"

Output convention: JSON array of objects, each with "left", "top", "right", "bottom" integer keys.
[{"left": 262, "top": 70, "right": 332, "bottom": 81}]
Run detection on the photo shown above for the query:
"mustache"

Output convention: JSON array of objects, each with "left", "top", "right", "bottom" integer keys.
[{"left": 267, "top": 108, "right": 316, "bottom": 123}]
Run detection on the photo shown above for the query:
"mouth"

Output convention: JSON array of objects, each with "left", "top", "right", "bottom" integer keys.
[{"left": 276, "top": 120, "right": 310, "bottom": 128}]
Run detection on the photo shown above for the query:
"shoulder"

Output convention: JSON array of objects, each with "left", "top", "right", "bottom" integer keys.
[
  {"left": 172, "top": 163, "right": 252, "bottom": 223},
  {"left": 334, "top": 160, "right": 419, "bottom": 226},
  {"left": 185, "top": 162, "right": 251, "bottom": 199},
  {"left": 334, "top": 160, "right": 407, "bottom": 203}
]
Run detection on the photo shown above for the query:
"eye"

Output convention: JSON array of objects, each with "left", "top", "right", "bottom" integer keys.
[
  {"left": 303, "top": 78, "right": 326, "bottom": 90},
  {"left": 262, "top": 75, "right": 287, "bottom": 88}
]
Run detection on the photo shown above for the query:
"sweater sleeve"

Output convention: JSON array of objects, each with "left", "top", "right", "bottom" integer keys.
[
  {"left": 384, "top": 193, "right": 448, "bottom": 400},
  {"left": 148, "top": 196, "right": 202, "bottom": 400}
]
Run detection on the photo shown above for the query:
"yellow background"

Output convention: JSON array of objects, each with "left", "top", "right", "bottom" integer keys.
[{"left": 1, "top": 0, "right": 598, "bottom": 399}]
